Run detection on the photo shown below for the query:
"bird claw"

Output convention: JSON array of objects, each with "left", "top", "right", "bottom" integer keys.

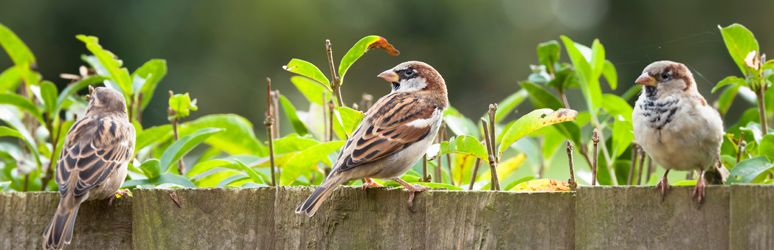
[
  {"left": 108, "top": 188, "right": 132, "bottom": 207},
  {"left": 693, "top": 177, "right": 706, "bottom": 209},
  {"left": 393, "top": 178, "right": 430, "bottom": 210},
  {"left": 655, "top": 175, "right": 670, "bottom": 202},
  {"left": 361, "top": 178, "right": 383, "bottom": 193}
]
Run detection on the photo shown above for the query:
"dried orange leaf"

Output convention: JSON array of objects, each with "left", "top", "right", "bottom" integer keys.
[
  {"left": 339, "top": 36, "right": 400, "bottom": 84},
  {"left": 510, "top": 179, "right": 571, "bottom": 192}
]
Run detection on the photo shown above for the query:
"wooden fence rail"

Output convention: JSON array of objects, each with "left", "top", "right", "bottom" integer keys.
[{"left": 1, "top": 185, "right": 772, "bottom": 249}]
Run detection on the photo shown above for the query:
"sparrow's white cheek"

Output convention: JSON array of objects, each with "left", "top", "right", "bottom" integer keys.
[
  {"left": 405, "top": 108, "right": 443, "bottom": 128},
  {"left": 393, "top": 77, "right": 427, "bottom": 93}
]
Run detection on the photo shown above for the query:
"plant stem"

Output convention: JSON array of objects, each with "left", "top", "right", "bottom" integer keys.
[
  {"left": 469, "top": 158, "right": 481, "bottom": 190},
  {"left": 168, "top": 91, "right": 185, "bottom": 175},
  {"left": 559, "top": 89, "right": 571, "bottom": 109},
  {"left": 136, "top": 93, "right": 144, "bottom": 124},
  {"left": 265, "top": 78, "right": 276, "bottom": 186},
  {"left": 481, "top": 118, "right": 500, "bottom": 191},
  {"left": 591, "top": 129, "right": 599, "bottom": 186},
  {"left": 756, "top": 84, "right": 768, "bottom": 134},
  {"left": 325, "top": 40, "right": 345, "bottom": 107},
  {"left": 636, "top": 148, "right": 646, "bottom": 185},
  {"left": 628, "top": 143, "right": 638, "bottom": 185},
  {"left": 737, "top": 132, "right": 745, "bottom": 164},
  {"left": 645, "top": 155, "right": 654, "bottom": 184},
  {"left": 40, "top": 119, "right": 63, "bottom": 191},
  {"left": 327, "top": 100, "right": 334, "bottom": 141},
  {"left": 566, "top": 140, "right": 576, "bottom": 191},
  {"left": 422, "top": 155, "right": 429, "bottom": 182},
  {"left": 592, "top": 119, "right": 617, "bottom": 185},
  {"left": 488, "top": 104, "right": 498, "bottom": 164}
]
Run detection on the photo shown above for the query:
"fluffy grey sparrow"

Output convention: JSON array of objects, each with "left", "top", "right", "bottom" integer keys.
[
  {"left": 43, "top": 86, "right": 135, "bottom": 249},
  {"left": 296, "top": 61, "right": 448, "bottom": 217},
  {"left": 632, "top": 61, "right": 729, "bottom": 205}
]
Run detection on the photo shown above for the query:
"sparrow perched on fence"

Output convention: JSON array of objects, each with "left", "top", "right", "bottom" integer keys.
[
  {"left": 632, "top": 61, "right": 729, "bottom": 205},
  {"left": 296, "top": 61, "right": 448, "bottom": 217},
  {"left": 43, "top": 86, "right": 135, "bottom": 250}
]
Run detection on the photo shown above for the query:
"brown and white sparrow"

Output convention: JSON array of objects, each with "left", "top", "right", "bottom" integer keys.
[
  {"left": 632, "top": 61, "right": 729, "bottom": 205},
  {"left": 296, "top": 61, "right": 448, "bottom": 217},
  {"left": 43, "top": 86, "right": 135, "bottom": 250}
]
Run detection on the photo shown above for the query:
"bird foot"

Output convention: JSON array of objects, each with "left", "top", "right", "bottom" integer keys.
[
  {"left": 108, "top": 188, "right": 132, "bottom": 207},
  {"left": 693, "top": 176, "right": 706, "bottom": 209},
  {"left": 361, "top": 178, "right": 383, "bottom": 193},
  {"left": 393, "top": 178, "right": 429, "bottom": 209},
  {"left": 655, "top": 175, "right": 670, "bottom": 201}
]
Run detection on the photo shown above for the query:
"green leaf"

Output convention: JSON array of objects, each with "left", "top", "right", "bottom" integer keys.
[
  {"left": 187, "top": 159, "right": 236, "bottom": 177},
  {"left": 278, "top": 94, "right": 309, "bottom": 136},
  {"left": 283, "top": 59, "right": 330, "bottom": 86},
  {"left": 334, "top": 107, "right": 364, "bottom": 137},
  {"left": 0, "top": 23, "right": 35, "bottom": 65},
  {"left": 712, "top": 76, "right": 747, "bottom": 93},
  {"left": 727, "top": 156, "right": 773, "bottom": 184},
  {"left": 168, "top": 92, "right": 198, "bottom": 119},
  {"left": 122, "top": 174, "right": 196, "bottom": 188},
  {"left": 273, "top": 137, "right": 320, "bottom": 155},
  {"left": 621, "top": 84, "right": 643, "bottom": 102},
  {"left": 0, "top": 107, "right": 41, "bottom": 168},
  {"left": 291, "top": 76, "right": 331, "bottom": 105},
  {"left": 716, "top": 84, "right": 741, "bottom": 117},
  {"left": 590, "top": 39, "right": 605, "bottom": 77},
  {"left": 0, "top": 66, "right": 22, "bottom": 93},
  {"left": 673, "top": 180, "right": 697, "bottom": 186},
  {"left": 553, "top": 122, "right": 582, "bottom": 148},
  {"left": 443, "top": 109, "right": 479, "bottom": 137},
  {"left": 280, "top": 141, "right": 345, "bottom": 185},
  {"left": 159, "top": 128, "right": 222, "bottom": 174},
  {"left": 498, "top": 108, "right": 578, "bottom": 157},
  {"left": 520, "top": 82, "right": 563, "bottom": 110},
  {"left": 410, "top": 182, "right": 463, "bottom": 191},
  {"left": 235, "top": 160, "right": 265, "bottom": 184},
  {"left": 601, "top": 60, "right": 617, "bottom": 90},
  {"left": 561, "top": 36, "right": 602, "bottom": 116},
  {"left": 536, "top": 40, "right": 560, "bottom": 74},
  {"left": 215, "top": 174, "right": 250, "bottom": 188},
  {"left": 40, "top": 81, "right": 57, "bottom": 115},
  {"left": 131, "top": 59, "right": 167, "bottom": 110},
  {"left": 55, "top": 75, "right": 108, "bottom": 116},
  {"left": 542, "top": 128, "right": 565, "bottom": 159},
  {"left": 718, "top": 24, "right": 760, "bottom": 76},
  {"left": 740, "top": 122, "right": 764, "bottom": 144},
  {"left": 76, "top": 35, "right": 132, "bottom": 96},
  {"left": 339, "top": 36, "right": 400, "bottom": 84},
  {"left": 601, "top": 94, "right": 633, "bottom": 122},
  {"left": 759, "top": 134, "right": 774, "bottom": 162},
  {"left": 728, "top": 108, "right": 759, "bottom": 136},
  {"left": 495, "top": 89, "right": 528, "bottom": 122},
  {"left": 0, "top": 94, "right": 44, "bottom": 125},
  {"left": 440, "top": 135, "right": 489, "bottom": 161},
  {"left": 139, "top": 159, "right": 161, "bottom": 178},
  {"left": 135, "top": 124, "right": 173, "bottom": 152},
  {"left": 180, "top": 114, "right": 265, "bottom": 156},
  {"left": 611, "top": 118, "right": 634, "bottom": 158}
]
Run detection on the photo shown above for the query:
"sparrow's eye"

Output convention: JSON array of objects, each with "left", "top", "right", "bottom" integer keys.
[
  {"left": 661, "top": 72, "right": 669, "bottom": 79},
  {"left": 405, "top": 68, "right": 414, "bottom": 76}
]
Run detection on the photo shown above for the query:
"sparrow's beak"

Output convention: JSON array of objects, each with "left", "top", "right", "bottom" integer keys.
[
  {"left": 377, "top": 69, "right": 399, "bottom": 82},
  {"left": 635, "top": 73, "right": 656, "bottom": 86}
]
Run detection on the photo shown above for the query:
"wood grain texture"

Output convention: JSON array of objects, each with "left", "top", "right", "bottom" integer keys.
[
  {"left": 575, "top": 186, "right": 729, "bottom": 249},
  {"left": 0, "top": 192, "right": 132, "bottom": 249},
  {"left": 274, "top": 186, "right": 426, "bottom": 250},
  {"left": 730, "top": 184, "right": 774, "bottom": 250},
  {"left": 132, "top": 188, "right": 275, "bottom": 249}
]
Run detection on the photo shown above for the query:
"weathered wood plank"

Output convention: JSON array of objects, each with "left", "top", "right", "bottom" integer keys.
[
  {"left": 575, "top": 186, "right": 729, "bottom": 249},
  {"left": 730, "top": 184, "right": 774, "bottom": 249},
  {"left": 0, "top": 192, "right": 132, "bottom": 250},
  {"left": 131, "top": 188, "right": 275, "bottom": 249},
  {"left": 274, "top": 186, "right": 426, "bottom": 250},
  {"left": 425, "top": 191, "right": 575, "bottom": 250}
]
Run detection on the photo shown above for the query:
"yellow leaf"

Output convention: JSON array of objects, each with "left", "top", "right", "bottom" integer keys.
[{"left": 510, "top": 179, "right": 571, "bottom": 192}]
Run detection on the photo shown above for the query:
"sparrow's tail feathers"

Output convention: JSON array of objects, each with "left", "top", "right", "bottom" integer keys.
[
  {"left": 295, "top": 175, "right": 346, "bottom": 217},
  {"left": 42, "top": 202, "right": 80, "bottom": 250},
  {"left": 705, "top": 156, "right": 730, "bottom": 185}
]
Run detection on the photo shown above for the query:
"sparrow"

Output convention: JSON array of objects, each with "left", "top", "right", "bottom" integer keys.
[
  {"left": 43, "top": 86, "right": 135, "bottom": 250},
  {"left": 296, "top": 61, "right": 448, "bottom": 217},
  {"left": 632, "top": 61, "right": 729, "bottom": 205}
]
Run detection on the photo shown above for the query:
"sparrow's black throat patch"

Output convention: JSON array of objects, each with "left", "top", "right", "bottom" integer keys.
[{"left": 639, "top": 96, "right": 679, "bottom": 130}]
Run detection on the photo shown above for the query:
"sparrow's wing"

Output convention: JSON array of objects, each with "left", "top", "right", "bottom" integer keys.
[
  {"left": 336, "top": 93, "right": 439, "bottom": 172},
  {"left": 55, "top": 115, "right": 135, "bottom": 197}
]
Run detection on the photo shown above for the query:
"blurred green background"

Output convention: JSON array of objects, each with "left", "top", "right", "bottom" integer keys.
[{"left": 2, "top": 0, "right": 773, "bottom": 185}]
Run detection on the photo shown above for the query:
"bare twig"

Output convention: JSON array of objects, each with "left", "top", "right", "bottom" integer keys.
[
  {"left": 322, "top": 92, "right": 328, "bottom": 142},
  {"left": 628, "top": 143, "right": 638, "bottom": 185},
  {"left": 327, "top": 100, "right": 335, "bottom": 141},
  {"left": 737, "top": 132, "right": 745, "bottom": 164},
  {"left": 559, "top": 89, "right": 571, "bottom": 110},
  {"left": 756, "top": 81, "right": 768, "bottom": 134},
  {"left": 136, "top": 93, "right": 144, "bottom": 124},
  {"left": 566, "top": 140, "right": 576, "bottom": 191},
  {"left": 326, "top": 40, "right": 344, "bottom": 107},
  {"left": 422, "top": 155, "right": 429, "bottom": 182},
  {"left": 636, "top": 148, "right": 646, "bottom": 185},
  {"left": 591, "top": 129, "right": 600, "bottom": 186},
  {"left": 488, "top": 104, "right": 498, "bottom": 163},
  {"left": 469, "top": 158, "right": 481, "bottom": 190},
  {"left": 271, "top": 90, "right": 280, "bottom": 139},
  {"left": 265, "top": 78, "right": 276, "bottom": 186},
  {"left": 481, "top": 118, "right": 500, "bottom": 191}
]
